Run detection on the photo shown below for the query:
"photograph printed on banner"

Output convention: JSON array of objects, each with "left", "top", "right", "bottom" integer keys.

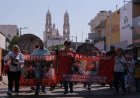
[{"left": 72, "top": 59, "right": 99, "bottom": 76}]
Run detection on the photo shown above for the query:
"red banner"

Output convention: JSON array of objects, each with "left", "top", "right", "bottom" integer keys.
[
  {"left": 57, "top": 54, "right": 115, "bottom": 84},
  {"left": 20, "top": 52, "right": 115, "bottom": 86}
]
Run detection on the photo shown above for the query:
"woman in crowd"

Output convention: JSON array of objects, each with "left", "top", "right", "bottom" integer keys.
[
  {"left": 4, "top": 45, "right": 24, "bottom": 95},
  {"left": 125, "top": 52, "right": 136, "bottom": 92}
]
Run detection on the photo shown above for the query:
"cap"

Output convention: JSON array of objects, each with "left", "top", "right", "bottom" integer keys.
[{"left": 64, "top": 41, "right": 68, "bottom": 45}]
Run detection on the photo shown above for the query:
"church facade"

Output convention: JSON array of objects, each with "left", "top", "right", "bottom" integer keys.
[{"left": 43, "top": 10, "right": 70, "bottom": 48}]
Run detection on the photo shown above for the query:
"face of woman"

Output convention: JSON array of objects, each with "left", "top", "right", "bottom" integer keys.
[{"left": 13, "top": 47, "right": 18, "bottom": 53}]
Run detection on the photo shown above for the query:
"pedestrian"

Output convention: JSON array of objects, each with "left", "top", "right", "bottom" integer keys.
[
  {"left": 4, "top": 45, "right": 24, "bottom": 95},
  {"left": 125, "top": 52, "right": 136, "bottom": 92},
  {"left": 31, "top": 41, "right": 50, "bottom": 95},
  {"left": 106, "top": 45, "right": 116, "bottom": 89},
  {"left": 106, "top": 45, "right": 116, "bottom": 57},
  {"left": 114, "top": 48, "right": 127, "bottom": 94},
  {"left": 30, "top": 45, "right": 39, "bottom": 91},
  {"left": 125, "top": 53, "right": 136, "bottom": 92},
  {"left": 134, "top": 61, "right": 140, "bottom": 91},
  {"left": 62, "top": 41, "right": 75, "bottom": 94}
]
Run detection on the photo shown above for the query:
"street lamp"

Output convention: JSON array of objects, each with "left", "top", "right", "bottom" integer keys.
[
  {"left": 71, "top": 36, "right": 77, "bottom": 50},
  {"left": 19, "top": 27, "right": 29, "bottom": 37}
]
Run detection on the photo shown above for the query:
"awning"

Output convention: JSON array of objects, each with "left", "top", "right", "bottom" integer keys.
[{"left": 127, "top": 42, "right": 140, "bottom": 49}]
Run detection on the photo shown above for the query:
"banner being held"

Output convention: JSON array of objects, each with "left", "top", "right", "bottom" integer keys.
[
  {"left": 57, "top": 51, "right": 115, "bottom": 83},
  {"left": 20, "top": 55, "right": 57, "bottom": 86},
  {"left": 20, "top": 52, "right": 115, "bottom": 86}
]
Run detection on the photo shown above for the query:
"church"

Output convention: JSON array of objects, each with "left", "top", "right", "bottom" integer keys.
[{"left": 43, "top": 10, "right": 70, "bottom": 48}]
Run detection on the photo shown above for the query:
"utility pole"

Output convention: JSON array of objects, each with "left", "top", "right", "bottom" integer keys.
[
  {"left": 71, "top": 35, "right": 77, "bottom": 50},
  {"left": 19, "top": 27, "right": 29, "bottom": 37}
]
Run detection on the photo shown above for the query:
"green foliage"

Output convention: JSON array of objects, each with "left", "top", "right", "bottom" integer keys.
[
  {"left": 48, "top": 44, "right": 64, "bottom": 51},
  {"left": 8, "top": 35, "right": 20, "bottom": 50}
]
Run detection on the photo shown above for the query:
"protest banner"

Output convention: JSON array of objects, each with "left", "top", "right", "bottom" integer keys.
[{"left": 20, "top": 52, "right": 115, "bottom": 86}]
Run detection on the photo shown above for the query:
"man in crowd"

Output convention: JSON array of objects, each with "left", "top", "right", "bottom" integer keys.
[
  {"left": 31, "top": 41, "right": 50, "bottom": 95},
  {"left": 61, "top": 41, "right": 75, "bottom": 94}
]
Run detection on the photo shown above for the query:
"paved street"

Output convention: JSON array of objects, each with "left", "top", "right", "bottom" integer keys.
[{"left": 0, "top": 82, "right": 140, "bottom": 98}]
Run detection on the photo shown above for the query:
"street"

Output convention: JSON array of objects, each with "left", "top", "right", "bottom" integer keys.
[{"left": 0, "top": 82, "right": 140, "bottom": 98}]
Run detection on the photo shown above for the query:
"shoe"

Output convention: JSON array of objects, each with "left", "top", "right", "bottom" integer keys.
[
  {"left": 83, "top": 84, "right": 86, "bottom": 88},
  {"left": 15, "top": 92, "right": 19, "bottom": 95},
  {"left": 70, "top": 90, "right": 73, "bottom": 93},
  {"left": 42, "top": 90, "right": 47, "bottom": 93},
  {"left": 35, "top": 92, "right": 39, "bottom": 95},
  {"left": 88, "top": 87, "right": 91, "bottom": 91},
  {"left": 64, "top": 91, "right": 68, "bottom": 94},
  {"left": 7, "top": 90, "right": 12, "bottom": 96},
  {"left": 30, "top": 87, "right": 35, "bottom": 90},
  {"left": 50, "top": 87, "right": 53, "bottom": 91}
]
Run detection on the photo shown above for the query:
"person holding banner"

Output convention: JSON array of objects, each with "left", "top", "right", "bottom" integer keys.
[
  {"left": 114, "top": 48, "right": 127, "bottom": 94},
  {"left": 106, "top": 45, "right": 116, "bottom": 57},
  {"left": 4, "top": 45, "right": 24, "bottom": 95},
  {"left": 106, "top": 45, "right": 116, "bottom": 88},
  {"left": 61, "top": 41, "right": 75, "bottom": 94},
  {"left": 31, "top": 41, "right": 50, "bottom": 95}
]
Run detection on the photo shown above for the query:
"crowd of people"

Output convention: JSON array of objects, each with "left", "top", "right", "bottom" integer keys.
[{"left": 2, "top": 41, "right": 140, "bottom": 96}]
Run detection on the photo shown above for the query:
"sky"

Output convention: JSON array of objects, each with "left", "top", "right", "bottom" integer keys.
[{"left": 0, "top": 0, "right": 124, "bottom": 42}]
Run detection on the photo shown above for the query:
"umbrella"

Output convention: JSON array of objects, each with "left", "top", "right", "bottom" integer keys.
[
  {"left": 18, "top": 34, "right": 42, "bottom": 53},
  {"left": 76, "top": 43, "right": 99, "bottom": 55}
]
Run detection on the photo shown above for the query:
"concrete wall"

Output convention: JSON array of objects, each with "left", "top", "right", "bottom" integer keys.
[{"left": 0, "top": 33, "right": 6, "bottom": 49}]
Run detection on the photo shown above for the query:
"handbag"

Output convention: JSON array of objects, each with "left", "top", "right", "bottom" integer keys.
[
  {"left": 4, "top": 64, "right": 10, "bottom": 74},
  {"left": 116, "top": 57, "right": 127, "bottom": 75}
]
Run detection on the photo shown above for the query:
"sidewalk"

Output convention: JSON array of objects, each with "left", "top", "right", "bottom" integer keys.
[{"left": 0, "top": 75, "right": 8, "bottom": 86}]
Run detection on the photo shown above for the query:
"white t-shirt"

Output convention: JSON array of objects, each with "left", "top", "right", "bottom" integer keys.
[{"left": 114, "top": 56, "right": 126, "bottom": 72}]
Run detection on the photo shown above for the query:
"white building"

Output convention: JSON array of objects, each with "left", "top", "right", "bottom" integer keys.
[
  {"left": 0, "top": 25, "right": 18, "bottom": 41},
  {"left": 120, "top": 1, "right": 133, "bottom": 49},
  {"left": 88, "top": 11, "right": 110, "bottom": 50},
  {"left": 0, "top": 32, "right": 6, "bottom": 49},
  {"left": 43, "top": 10, "right": 70, "bottom": 48}
]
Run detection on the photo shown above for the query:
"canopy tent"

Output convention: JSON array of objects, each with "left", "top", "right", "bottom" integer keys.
[
  {"left": 18, "top": 34, "right": 42, "bottom": 54},
  {"left": 76, "top": 43, "right": 99, "bottom": 56}
]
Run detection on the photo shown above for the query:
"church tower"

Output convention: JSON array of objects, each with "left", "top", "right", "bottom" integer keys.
[
  {"left": 45, "top": 10, "right": 52, "bottom": 39},
  {"left": 63, "top": 11, "right": 70, "bottom": 41}
]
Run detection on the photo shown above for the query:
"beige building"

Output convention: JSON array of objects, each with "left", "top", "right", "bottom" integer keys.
[
  {"left": 106, "top": 10, "right": 120, "bottom": 50},
  {"left": 0, "top": 25, "right": 18, "bottom": 41}
]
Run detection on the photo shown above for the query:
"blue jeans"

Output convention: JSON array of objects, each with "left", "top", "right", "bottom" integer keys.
[
  {"left": 114, "top": 72, "right": 126, "bottom": 93},
  {"left": 34, "top": 69, "right": 46, "bottom": 93}
]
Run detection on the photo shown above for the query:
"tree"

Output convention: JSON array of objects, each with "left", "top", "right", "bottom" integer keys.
[{"left": 8, "top": 35, "right": 20, "bottom": 50}]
